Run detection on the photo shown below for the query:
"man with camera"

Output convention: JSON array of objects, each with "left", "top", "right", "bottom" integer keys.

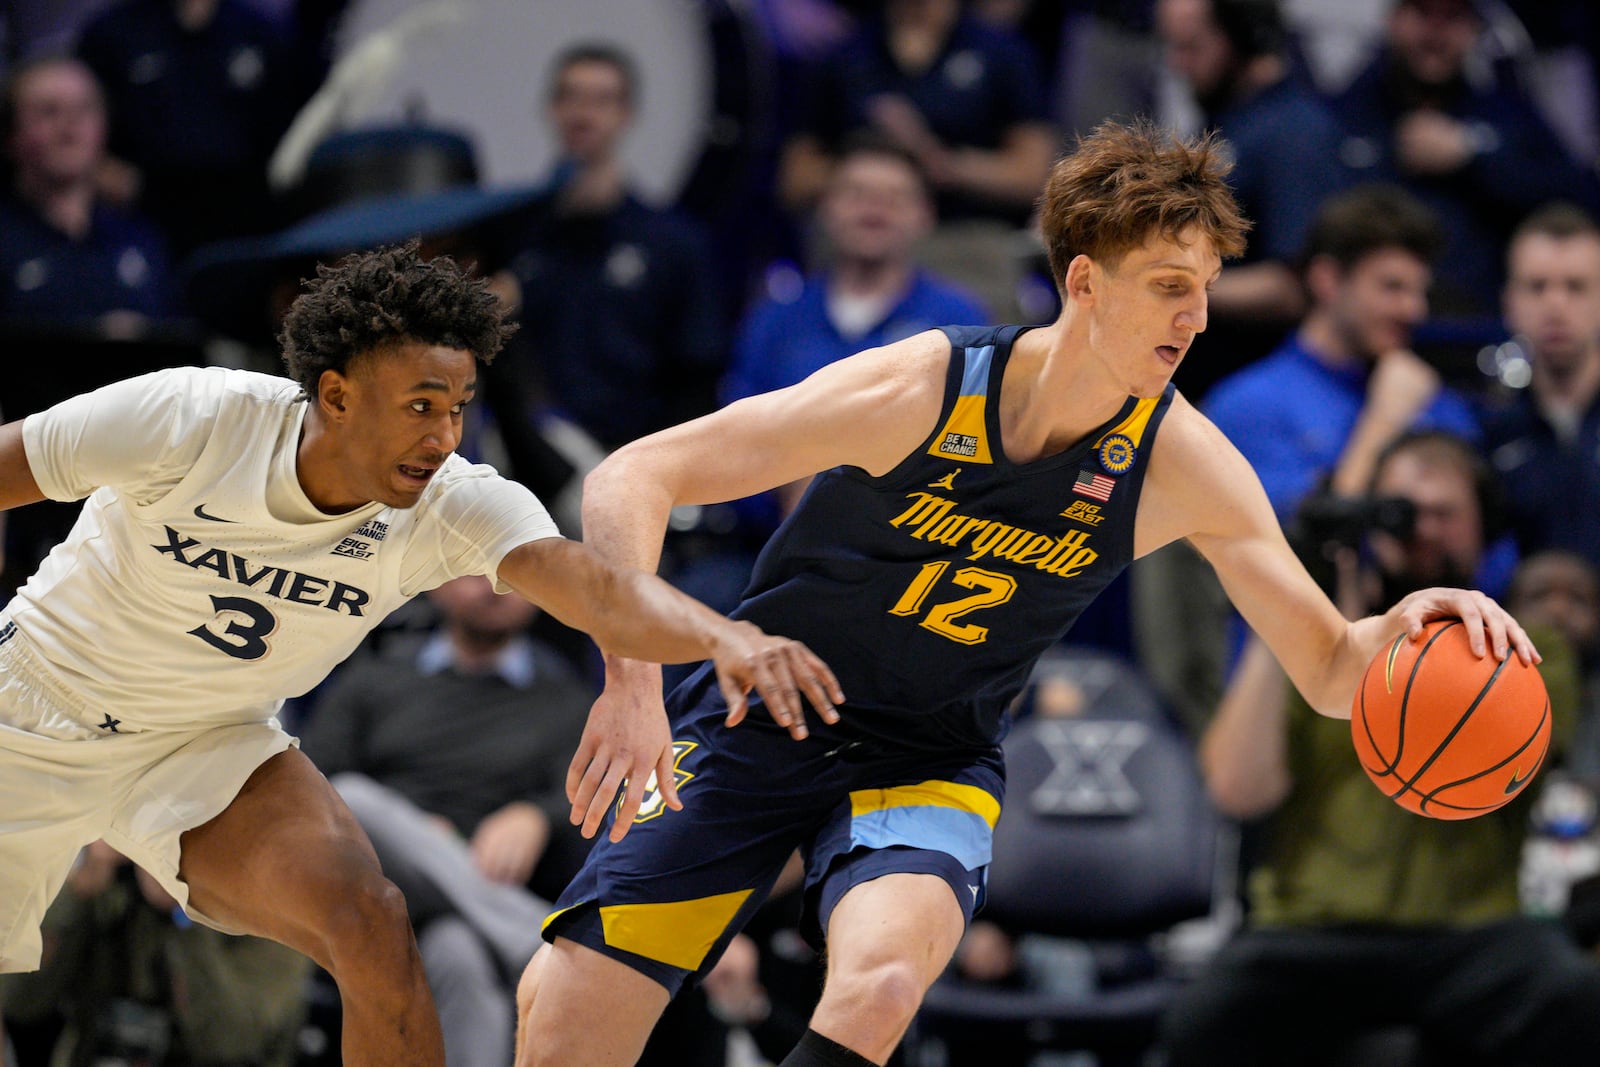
[{"left": 1161, "top": 430, "right": 1600, "bottom": 1066}]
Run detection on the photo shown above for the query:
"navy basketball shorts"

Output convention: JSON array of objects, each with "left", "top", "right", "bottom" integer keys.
[{"left": 542, "top": 669, "right": 1006, "bottom": 994}]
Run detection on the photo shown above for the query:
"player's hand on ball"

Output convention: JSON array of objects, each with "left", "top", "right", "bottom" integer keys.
[{"left": 1389, "top": 587, "right": 1540, "bottom": 665}]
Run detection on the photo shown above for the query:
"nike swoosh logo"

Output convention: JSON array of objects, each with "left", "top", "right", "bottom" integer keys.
[
  {"left": 1505, "top": 766, "right": 1532, "bottom": 794},
  {"left": 193, "top": 504, "right": 237, "bottom": 523}
]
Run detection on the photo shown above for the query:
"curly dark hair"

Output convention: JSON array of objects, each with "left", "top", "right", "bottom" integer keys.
[{"left": 278, "top": 240, "right": 516, "bottom": 396}]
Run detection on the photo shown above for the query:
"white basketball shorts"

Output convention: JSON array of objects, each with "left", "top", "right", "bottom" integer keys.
[{"left": 0, "top": 629, "right": 293, "bottom": 972}]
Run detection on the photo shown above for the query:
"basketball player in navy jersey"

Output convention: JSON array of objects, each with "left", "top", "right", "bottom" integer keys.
[{"left": 514, "top": 121, "right": 1539, "bottom": 1067}]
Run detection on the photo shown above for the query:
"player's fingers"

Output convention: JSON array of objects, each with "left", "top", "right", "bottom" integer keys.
[
  {"left": 719, "top": 671, "right": 749, "bottom": 728},
  {"left": 564, "top": 742, "right": 596, "bottom": 806},
  {"left": 584, "top": 760, "right": 628, "bottom": 840},
  {"left": 1510, "top": 617, "right": 1542, "bottom": 665},
  {"left": 795, "top": 647, "right": 843, "bottom": 724},
  {"left": 1478, "top": 593, "right": 1511, "bottom": 661},
  {"left": 655, "top": 745, "right": 683, "bottom": 812},
  {"left": 753, "top": 651, "right": 807, "bottom": 739},
  {"left": 1454, "top": 595, "right": 1488, "bottom": 657},
  {"left": 609, "top": 762, "right": 649, "bottom": 843},
  {"left": 569, "top": 753, "right": 611, "bottom": 831}
]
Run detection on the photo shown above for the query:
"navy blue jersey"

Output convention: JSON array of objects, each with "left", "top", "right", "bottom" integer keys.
[{"left": 731, "top": 324, "right": 1174, "bottom": 750}]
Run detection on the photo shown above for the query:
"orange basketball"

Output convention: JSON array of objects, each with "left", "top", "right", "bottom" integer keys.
[{"left": 1352, "top": 619, "right": 1550, "bottom": 820}]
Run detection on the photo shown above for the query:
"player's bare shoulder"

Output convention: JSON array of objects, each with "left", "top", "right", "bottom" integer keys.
[
  {"left": 1137, "top": 389, "right": 1269, "bottom": 552},
  {"left": 826, "top": 328, "right": 950, "bottom": 405},
  {"left": 773, "top": 328, "right": 954, "bottom": 479}
]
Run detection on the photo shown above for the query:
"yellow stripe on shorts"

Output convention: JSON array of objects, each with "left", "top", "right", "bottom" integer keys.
[
  {"left": 598, "top": 888, "right": 754, "bottom": 971},
  {"left": 849, "top": 779, "right": 1001, "bottom": 829}
]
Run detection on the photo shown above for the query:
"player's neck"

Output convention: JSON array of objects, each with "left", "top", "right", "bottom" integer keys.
[
  {"left": 998, "top": 322, "right": 1128, "bottom": 463},
  {"left": 295, "top": 411, "right": 369, "bottom": 514}
]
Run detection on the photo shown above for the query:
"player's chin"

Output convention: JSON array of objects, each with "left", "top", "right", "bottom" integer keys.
[
  {"left": 1134, "top": 368, "right": 1176, "bottom": 398},
  {"left": 380, "top": 478, "right": 429, "bottom": 509}
]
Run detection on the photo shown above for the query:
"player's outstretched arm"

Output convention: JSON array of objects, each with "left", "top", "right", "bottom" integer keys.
[
  {"left": 1141, "top": 396, "right": 1537, "bottom": 719},
  {"left": 0, "top": 421, "right": 47, "bottom": 513},
  {"left": 544, "top": 331, "right": 949, "bottom": 839},
  {"left": 498, "top": 536, "right": 844, "bottom": 838}
]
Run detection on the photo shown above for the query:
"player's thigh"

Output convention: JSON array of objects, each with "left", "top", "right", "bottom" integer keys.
[
  {"left": 824, "top": 871, "right": 967, "bottom": 988},
  {"left": 519, "top": 938, "right": 671, "bottom": 1065},
  {"left": 173, "top": 746, "right": 387, "bottom": 949},
  {"left": 546, "top": 706, "right": 829, "bottom": 996}
]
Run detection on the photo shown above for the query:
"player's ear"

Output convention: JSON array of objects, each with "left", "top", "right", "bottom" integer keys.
[
  {"left": 1065, "top": 254, "right": 1096, "bottom": 304},
  {"left": 317, "top": 369, "right": 351, "bottom": 419}
]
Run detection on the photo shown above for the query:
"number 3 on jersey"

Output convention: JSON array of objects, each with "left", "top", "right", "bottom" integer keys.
[
  {"left": 188, "top": 594, "right": 277, "bottom": 660},
  {"left": 889, "top": 561, "right": 1017, "bottom": 645}
]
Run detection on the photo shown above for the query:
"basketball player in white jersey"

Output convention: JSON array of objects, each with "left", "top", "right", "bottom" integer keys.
[{"left": 0, "top": 242, "right": 843, "bottom": 1066}]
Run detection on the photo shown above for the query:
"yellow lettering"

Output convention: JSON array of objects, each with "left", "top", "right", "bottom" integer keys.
[
  {"left": 1006, "top": 533, "right": 1059, "bottom": 565},
  {"left": 947, "top": 516, "right": 988, "bottom": 546},
  {"left": 1049, "top": 547, "right": 1099, "bottom": 578},
  {"left": 890, "top": 495, "right": 1101, "bottom": 580},
  {"left": 889, "top": 492, "right": 953, "bottom": 532},
  {"left": 967, "top": 523, "right": 1019, "bottom": 560},
  {"left": 1038, "top": 530, "right": 1090, "bottom": 570}
]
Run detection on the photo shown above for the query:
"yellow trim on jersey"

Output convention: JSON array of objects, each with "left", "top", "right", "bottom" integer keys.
[
  {"left": 1095, "top": 396, "right": 1161, "bottom": 450},
  {"left": 849, "top": 779, "right": 1002, "bottom": 829},
  {"left": 540, "top": 902, "right": 578, "bottom": 935},
  {"left": 927, "top": 395, "right": 994, "bottom": 463},
  {"left": 598, "top": 889, "right": 754, "bottom": 970}
]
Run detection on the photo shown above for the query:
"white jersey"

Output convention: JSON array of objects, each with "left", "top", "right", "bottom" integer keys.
[{"left": 11, "top": 365, "right": 560, "bottom": 730}]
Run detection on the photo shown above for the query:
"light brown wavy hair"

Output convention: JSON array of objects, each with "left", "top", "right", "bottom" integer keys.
[{"left": 1039, "top": 119, "right": 1251, "bottom": 290}]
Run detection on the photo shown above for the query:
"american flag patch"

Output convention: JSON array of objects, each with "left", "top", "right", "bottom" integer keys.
[{"left": 1073, "top": 470, "right": 1115, "bottom": 502}]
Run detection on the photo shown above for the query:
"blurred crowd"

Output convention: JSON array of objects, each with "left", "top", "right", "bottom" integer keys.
[{"left": 5, "top": 0, "right": 1600, "bottom": 1065}]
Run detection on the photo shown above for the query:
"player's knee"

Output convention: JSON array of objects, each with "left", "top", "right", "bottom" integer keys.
[
  {"left": 826, "top": 956, "right": 927, "bottom": 1029},
  {"left": 317, "top": 874, "right": 414, "bottom": 972},
  {"left": 516, "top": 944, "right": 548, "bottom": 1022}
]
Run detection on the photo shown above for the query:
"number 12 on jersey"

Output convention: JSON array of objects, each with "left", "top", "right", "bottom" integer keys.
[{"left": 888, "top": 561, "right": 1017, "bottom": 645}]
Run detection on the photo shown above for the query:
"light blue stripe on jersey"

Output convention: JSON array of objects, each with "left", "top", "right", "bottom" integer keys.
[{"left": 960, "top": 345, "right": 994, "bottom": 397}]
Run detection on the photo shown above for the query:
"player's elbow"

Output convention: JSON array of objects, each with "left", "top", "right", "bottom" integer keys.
[{"left": 581, "top": 440, "right": 677, "bottom": 517}]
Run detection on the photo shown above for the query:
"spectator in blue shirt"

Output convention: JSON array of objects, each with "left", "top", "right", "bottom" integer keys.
[
  {"left": 1328, "top": 0, "right": 1600, "bottom": 318},
  {"left": 660, "top": 134, "right": 987, "bottom": 629},
  {"left": 1205, "top": 183, "right": 1480, "bottom": 525},
  {"left": 780, "top": 0, "right": 1056, "bottom": 224},
  {"left": 725, "top": 134, "right": 986, "bottom": 526},
  {"left": 0, "top": 55, "right": 177, "bottom": 328}
]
